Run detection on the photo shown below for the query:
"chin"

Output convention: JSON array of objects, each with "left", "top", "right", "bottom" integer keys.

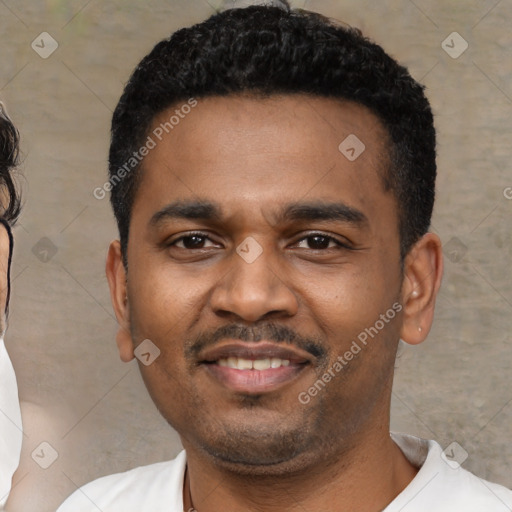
[
  {"left": 188, "top": 421, "right": 326, "bottom": 476},
  {"left": 206, "top": 445, "right": 319, "bottom": 477}
]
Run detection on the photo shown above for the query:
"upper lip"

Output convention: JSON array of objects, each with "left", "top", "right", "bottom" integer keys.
[{"left": 199, "top": 341, "right": 314, "bottom": 365}]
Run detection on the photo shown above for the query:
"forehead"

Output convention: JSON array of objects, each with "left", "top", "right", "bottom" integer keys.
[{"left": 133, "top": 94, "right": 395, "bottom": 227}]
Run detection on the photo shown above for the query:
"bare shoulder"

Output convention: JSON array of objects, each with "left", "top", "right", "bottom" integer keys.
[{"left": 6, "top": 401, "right": 73, "bottom": 512}]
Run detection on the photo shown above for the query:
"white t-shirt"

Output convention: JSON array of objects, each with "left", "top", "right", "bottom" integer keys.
[
  {"left": 57, "top": 432, "right": 512, "bottom": 512},
  {"left": 0, "top": 336, "right": 23, "bottom": 509}
]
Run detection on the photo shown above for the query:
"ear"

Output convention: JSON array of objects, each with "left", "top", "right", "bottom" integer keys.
[
  {"left": 400, "top": 232, "right": 444, "bottom": 345},
  {"left": 0, "top": 223, "right": 9, "bottom": 335},
  {"left": 105, "top": 240, "right": 134, "bottom": 362}
]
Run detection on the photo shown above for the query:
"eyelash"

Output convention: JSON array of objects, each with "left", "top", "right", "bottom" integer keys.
[{"left": 167, "top": 231, "right": 352, "bottom": 251}]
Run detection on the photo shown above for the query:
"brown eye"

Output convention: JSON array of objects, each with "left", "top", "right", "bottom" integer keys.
[
  {"left": 169, "top": 232, "right": 218, "bottom": 250},
  {"left": 306, "top": 235, "right": 331, "bottom": 249},
  {"left": 295, "top": 234, "right": 345, "bottom": 250},
  {"left": 180, "top": 235, "right": 207, "bottom": 249}
]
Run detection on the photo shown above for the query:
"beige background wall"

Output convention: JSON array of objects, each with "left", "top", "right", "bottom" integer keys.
[{"left": 0, "top": 0, "right": 511, "bottom": 510}]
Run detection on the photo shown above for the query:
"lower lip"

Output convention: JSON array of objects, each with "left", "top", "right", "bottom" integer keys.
[{"left": 202, "top": 363, "right": 307, "bottom": 394}]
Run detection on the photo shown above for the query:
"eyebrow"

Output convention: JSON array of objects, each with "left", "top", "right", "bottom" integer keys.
[
  {"left": 150, "top": 200, "right": 223, "bottom": 226},
  {"left": 149, "top": 199, "right": 368, "bottom": 228}
]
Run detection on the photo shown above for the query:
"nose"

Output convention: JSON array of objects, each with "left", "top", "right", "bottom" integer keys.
[{"left": 210, "top": 241, "right": 299, "bottom": 323}]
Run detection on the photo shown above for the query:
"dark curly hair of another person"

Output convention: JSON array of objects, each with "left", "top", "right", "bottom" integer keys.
[
  {"left": 109, "top": 0, "right": 436, "bottom": 265},
  {"left": 0, "top": 103, "right": 21, "bottom": 225},
  {"left": 0, "top": 103, "right": 22, "bottom": 315}
]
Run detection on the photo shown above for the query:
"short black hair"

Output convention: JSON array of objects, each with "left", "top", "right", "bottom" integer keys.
[
  {"left": 109, "top": 1, "right": 436, "bottom": 264},
  {"left": 0, "top": 102, "right": 22, "bottom": 316}
]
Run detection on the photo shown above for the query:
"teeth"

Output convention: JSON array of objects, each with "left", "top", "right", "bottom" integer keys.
[
  {"left": 217, "top": 357, "right": 291, "bottom": 370},
  {"left": 253, "top": 358, "right": 271, "bottom": 370},
  {"left": 238, "top": 358, "right": 253, "bottom": 370},
  {"left": 270, "top": 357, "right": 282, "bottom": 368}
]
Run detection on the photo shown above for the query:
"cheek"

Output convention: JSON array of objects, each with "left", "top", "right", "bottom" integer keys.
[
  {"left": 301, "top": 262, "right": 400, "bottom": 349},
  {"left": 127, "top": 265, "right": 204, "bottom": 411},
  {"left": 127, "top": 260, "right": 207, "bottom": 336}
]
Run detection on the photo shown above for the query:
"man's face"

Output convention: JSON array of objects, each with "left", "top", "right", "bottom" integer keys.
[{"left": 121, "top": 95, "right": 405, "bottom": 473}]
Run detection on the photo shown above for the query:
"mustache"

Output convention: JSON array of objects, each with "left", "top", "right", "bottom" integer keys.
[{"left": 186, "top": 322, "right": 327, "bottom": 361}]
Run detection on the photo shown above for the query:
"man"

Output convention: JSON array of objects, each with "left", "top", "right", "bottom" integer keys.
[
  {"left": 58, "top": 2, "right": 512, "bottom": 511},
  {"left": 0, "top": 101, "right": 23, "bottom": 508}
]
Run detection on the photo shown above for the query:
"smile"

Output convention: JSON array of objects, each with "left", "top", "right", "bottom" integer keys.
[
  {"left": 217, "top": 357, "right": 291, "bottom": 370},
  {"left": 199, "top": 341, "right": 312, "bottom": 394}
]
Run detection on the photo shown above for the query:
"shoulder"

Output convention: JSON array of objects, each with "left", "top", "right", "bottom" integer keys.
[
  {"left": 56, "top": 450, "right": 187, "bottom": 512},
  {"left": 389, "top": 433, "right": 512, "bottom": 512},
  {"left": 0, "top": 341, "right": 22, "bottom": 509}
]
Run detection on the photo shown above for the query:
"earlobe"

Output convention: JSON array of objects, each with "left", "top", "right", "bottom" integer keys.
[
  {"left": 116, "top": 328, "right": 135, "bottom": 362},
  {"left": 399, "top": 232, "right": 444, "bottom": 345},
  {"left": 106, "top": 240, "right": 134, "bottom": 362}
]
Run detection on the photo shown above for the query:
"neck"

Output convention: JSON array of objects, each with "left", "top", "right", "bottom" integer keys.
[{"left": 182, "top": 427, "right": 418, "bottom": 512}]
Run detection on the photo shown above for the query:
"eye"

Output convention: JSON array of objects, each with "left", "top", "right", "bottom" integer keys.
[
  {"left": 294, "top": 233, "right": 350, "bottom": 250},
  {"left": 169, "top": 232, "right": 219, "bottom": 250},
  {"left": 166, "top": 232, "right": 351, "bottom": 252}
]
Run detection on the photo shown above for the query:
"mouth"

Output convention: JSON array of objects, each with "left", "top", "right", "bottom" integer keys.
[{"left": 198, "top": 341, "right": 313, "bottom": 394}]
